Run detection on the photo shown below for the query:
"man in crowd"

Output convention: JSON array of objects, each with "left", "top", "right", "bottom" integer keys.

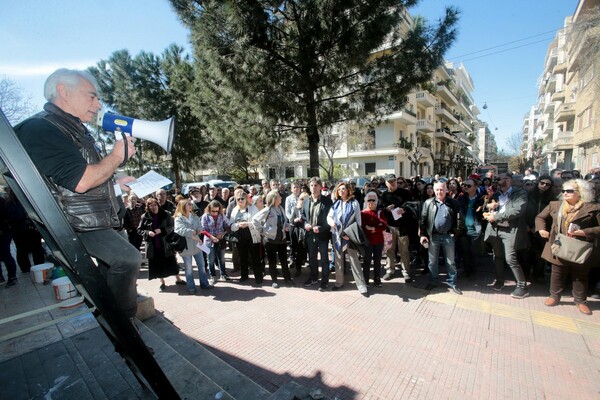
[
  {"left": 15, "top": 68, "right": 141, "bottom": 319},
  {"left": 155, "top": 188, "right": 175, "bottom": 215},
  {"left": 285, "top": 181, "right": 301, "bottom": 269},
  {"left": 302, "top": 177, "right": 332, "bottom": 292},
  {"left": 483, "top": 172, "right": 530, "bottom": 299},
  {"left": 419, "top": 182, "right": 464, "bottom": 294},
  {"left": 457, "top": 179, "right": 484, "bottom": 278},
  {"left": 380, "top": 174, "right": 414, "bottom": 283}
]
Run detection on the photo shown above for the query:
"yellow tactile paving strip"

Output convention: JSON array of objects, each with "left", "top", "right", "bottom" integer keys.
[{"left": 425, "top": 292, "right": 600, "bottom": 337}]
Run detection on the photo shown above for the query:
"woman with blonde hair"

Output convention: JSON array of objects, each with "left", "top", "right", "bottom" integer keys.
[
  {"left": 327, "top": 181, "right": 369, "bottom": 297},
  {"left": 252, "top": 190, "right": 293, "bottom": 288},
  {"left": 201, "top": 200, "right": 231, "bottom": 283},
  {"left": 174, "top": 199, "right": 213, "bottom": 294},
  {"left": 536, "top": 179, "right": 600, "bottom": 315}
]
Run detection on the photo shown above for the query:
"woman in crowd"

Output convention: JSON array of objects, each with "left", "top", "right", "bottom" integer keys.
[
  {"left": 201, "top": 200, "right": 231, "bottom": 283},
  {"left": 138, "top": 198, "right": 185, "bottom": 291},
  {"left": 447, "top": 178, "right": 463, "bottom": 200},
  {"left": 327, "top": 181, "right": 369, "bottom": 297},
  {"left": 123, "top": 192, "right": 145, "bottom": 250},
  {"left": 424, "top": 183, "right": 435, "bottom": 200},
  {"left": 229, "top": 188, "right": 263, "bottom": 284},
  {"left": 524, "top": 175, "right": 556, "bottom": 281},
  {"left": 290, "top": 192, "right": 310, "bottom": 277},
  {"left": 5, "top": 186, "right": 45, "bottom": 273},
  {"left": 361, "top": 191, "right": 388, "bottom": 287},
  {"left": 174, "top": 199, "right": 213, "bottom": 294},
  {"left": 253, "top": 190, "right": 293, "bottom": 288},
  {"left": 412, "top": 179, "right": 427, "bottom": 201},
  {"left": 252, "top": 195, "right": 264, "bottom": 210},
  {"left": 536, "top": 179, "right": 600, "bottom": 315}
]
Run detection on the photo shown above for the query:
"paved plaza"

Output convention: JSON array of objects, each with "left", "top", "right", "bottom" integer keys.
[
  {"left": 2, "top": 252, "right": 600, "bottom": 399},
  {"left": 137, "top": 253, "right": 600, "bottom": 399}
]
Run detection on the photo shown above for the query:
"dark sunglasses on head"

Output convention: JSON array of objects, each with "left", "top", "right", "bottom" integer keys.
[{"left": 561, "top": 189, "right": 577, "bottom": 194}]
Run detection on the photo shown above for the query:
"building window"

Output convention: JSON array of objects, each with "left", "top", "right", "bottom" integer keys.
[
  {"left": 399, "top": 161, "right": 404, "bottom": 177},
  {"left": 285, "top": 166, "right": 295, "bottom": 178},
  {"left": 577, "top": 107, "right": 592, "bottom": 131},
  {"left": 365, "top": 162, "right": 376, "bottom": 175},
  {"left": 268, "top": 168, "right": 276, "bottom": 179}
]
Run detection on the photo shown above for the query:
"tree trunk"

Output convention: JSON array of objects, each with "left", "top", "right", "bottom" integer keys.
[{"left": 305, "top": 93, "right": 320, "bottom": 178}]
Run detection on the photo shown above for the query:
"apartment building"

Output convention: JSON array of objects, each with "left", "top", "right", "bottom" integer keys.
[{"left": 523, "top": 0, "right": 599, "bottom": 174}]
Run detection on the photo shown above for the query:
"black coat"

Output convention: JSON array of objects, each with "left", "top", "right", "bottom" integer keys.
[
  {"left": 138, "top": 209, "right": 175, "bottom": 259},
  {"left": 301, "top": 195, "right": 333, "bottom": 241}
]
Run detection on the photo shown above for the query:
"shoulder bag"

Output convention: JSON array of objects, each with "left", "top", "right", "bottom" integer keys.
[{"left": 550, "top": 206, "right": 593, "bottom": 264}]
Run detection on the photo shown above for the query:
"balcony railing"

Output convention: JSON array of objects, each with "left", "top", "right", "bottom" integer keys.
[
  {"left": 553, "top": 131, "right": 573, "bottom": 150},
  {"left": 555, "top": 102, "right": 575, "bottom": 122},
  {"left": 434, "top": 105, "right": 458, "bottom": 124},
  {"left": 416, "top": 119, "right": 435, "bottom": 133},
  {"left": 415, "top": 90, "right": 436, "bottom": 108}
]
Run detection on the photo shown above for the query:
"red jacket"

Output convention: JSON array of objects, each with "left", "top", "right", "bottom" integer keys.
[{"left": 361, "top": 209, "right": 388, "bottom": 245}]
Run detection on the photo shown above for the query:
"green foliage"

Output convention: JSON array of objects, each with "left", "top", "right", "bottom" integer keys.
[
  {"left": 89, "top": 45, "right": 209, "bottom": 186},
  {"left": 171, "top": 0, "right": 459, "bottom": 176}
]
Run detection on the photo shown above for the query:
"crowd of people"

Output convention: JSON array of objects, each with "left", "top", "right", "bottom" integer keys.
[
  {"left": 115, "top": 166, "right": 600, "bottom": 314},
  {"left": 2, "top": 68, "right": 600, "bottom": 324}
]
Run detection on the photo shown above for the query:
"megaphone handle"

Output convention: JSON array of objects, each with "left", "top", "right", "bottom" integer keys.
[{"left": 118, "top": 131, "right": 128, "bottom": 168}]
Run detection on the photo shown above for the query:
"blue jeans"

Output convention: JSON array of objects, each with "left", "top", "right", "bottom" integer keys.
[
  {"left": 182, "top": 252, "right": 210, "bottom": 290},
  {"left": 306, "top": 233, "right": 329, "bottom": 283},
  {"left": 208, "top": 243, "right": 226, "bottom": 277},
  {"left": 427, "top": 233, "right": 457, "bottom": 286}
]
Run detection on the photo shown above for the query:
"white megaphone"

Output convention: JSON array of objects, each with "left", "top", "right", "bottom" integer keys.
[{"left": 96, "top": 111, "right": 175, "bottom": 153}]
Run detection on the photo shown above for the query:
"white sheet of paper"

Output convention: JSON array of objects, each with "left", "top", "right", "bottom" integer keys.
[
  {"left": 125, "top": 170, "right": 172, "bottom": 198},
  {"left": 392, "top": 207, "right": 403, "bottom": 220},
  {"left": 197, "top": 242, "right": 211, "bottom": 254}
]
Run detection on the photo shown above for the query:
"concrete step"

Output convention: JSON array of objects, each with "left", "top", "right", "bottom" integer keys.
[
  {"left": 141, "top": 313, "right": 271, "bottom": 400},
  {"left": 0, "top": 326, "right": 153, "bottom": 400}
]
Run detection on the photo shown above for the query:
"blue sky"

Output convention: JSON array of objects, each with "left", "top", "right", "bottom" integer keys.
[{"left": 0, "top": 0, "right": 578, "bottom": 151}]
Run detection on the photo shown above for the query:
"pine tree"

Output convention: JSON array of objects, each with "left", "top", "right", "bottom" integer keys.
[{"left": 171, "top": 0, "right": 459, "bottom": 176}]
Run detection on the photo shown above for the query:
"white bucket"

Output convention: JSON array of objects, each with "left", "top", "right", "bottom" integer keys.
[
  {"left": 30, "top": 263, "right": 54, "bottom": 283},
  {"left": 52, "top": 277, "right": 78, "bottom": 300}
]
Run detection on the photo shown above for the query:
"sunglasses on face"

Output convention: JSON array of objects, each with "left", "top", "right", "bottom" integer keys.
[
  {"left": 461, "top": 184, "right": 472, "bottom": 188},
  {"left": 366, "top": 199, "right": 377, "bottom": 203},
  {"left": 561, "top": 189, "right": 577, "bottom": 194},
  {"left": 562, "top": 176, "right": 573, "bottom": 180},
  {"left": 236, "top": 197, "right": 246, "bottom": 201},
  {"left": 210, "top": 210, "right": 220, "bottom": 213}
]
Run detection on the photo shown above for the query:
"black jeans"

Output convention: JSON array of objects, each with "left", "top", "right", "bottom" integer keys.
[
  {"left": 265, "top": 242, "right": 291, "bottom": 283},
  {"left": 12, "top": 229, "right": 45, "bottom": 273},
  {"left": 78, "top": 229, "right": 141, "bottom": 318},
  {"left": 0, "top": 232, "right": 17, "bottom": 280},
  {"left": 363, "top": 242, "right": 384, "bottom": 283}
]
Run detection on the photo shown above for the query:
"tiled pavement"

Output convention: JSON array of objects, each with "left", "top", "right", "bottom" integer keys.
[
  {"left": 136, "top": 253, "right": 600, "bottom": 400},
  {"left": 2, "top": 252, "right": 600, "bottom": 399}
]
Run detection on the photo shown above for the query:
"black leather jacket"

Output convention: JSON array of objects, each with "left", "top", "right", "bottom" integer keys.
[{"left": 16, "top": 103, "right": 120, "bottom": 232}]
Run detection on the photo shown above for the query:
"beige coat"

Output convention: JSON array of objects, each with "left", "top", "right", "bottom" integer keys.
[{"left": 535, "top": 201, "right": 600, "bottom": 266}]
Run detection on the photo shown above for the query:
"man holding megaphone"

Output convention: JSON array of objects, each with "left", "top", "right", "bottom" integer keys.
[{"left": 14, "top": 68, "right": 141, "bottom": 321}]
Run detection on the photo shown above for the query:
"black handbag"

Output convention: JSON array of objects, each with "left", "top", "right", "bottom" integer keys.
[{"left": 165, "top": 231, "right": 187, "bottom": 253}]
